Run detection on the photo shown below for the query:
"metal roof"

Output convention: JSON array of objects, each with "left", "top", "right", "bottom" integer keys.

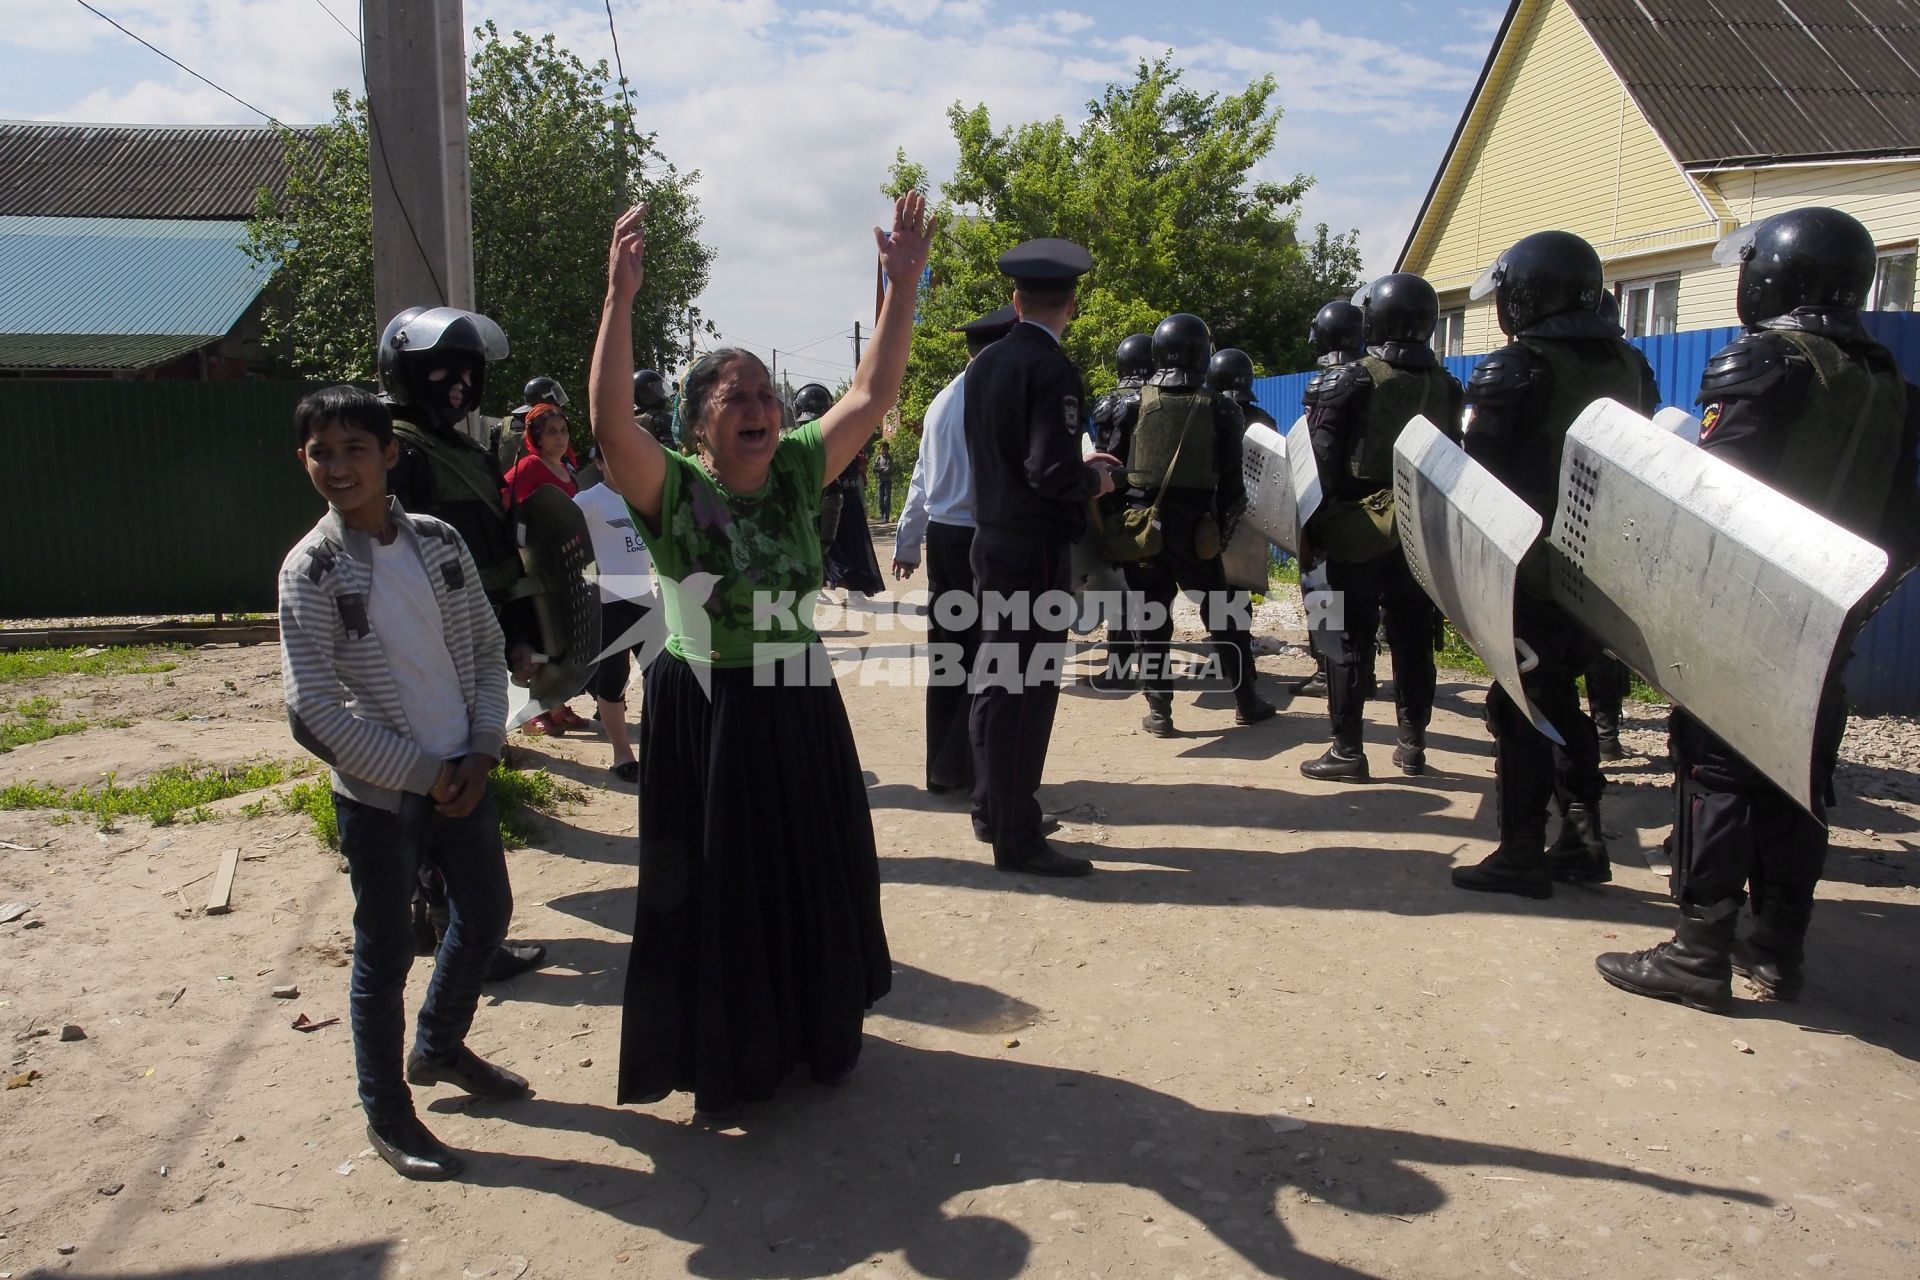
[
  {"left": 0, "top": 216, "right": 270, "bottom": 338},
  {"left": 0, "top": 333, "right": 210, "bottom": 370},
  {"left": 0, "top": 122, "right": 316, "bottom": 219},
  {"left": 1569, "top": 0, "right": 1920, "bottom": 168}
]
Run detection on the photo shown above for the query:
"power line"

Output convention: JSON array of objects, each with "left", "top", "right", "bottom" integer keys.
[
  {"left": 74, "top": 0, "right": 285, "bottom": 126},
  {"left": 310, "top": 0, "right": 361, "bottom": 46},
  {"left": 354, "top": 3, "right": 448, "bottom": 305}
]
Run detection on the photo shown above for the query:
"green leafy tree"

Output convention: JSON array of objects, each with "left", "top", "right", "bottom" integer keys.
[
  {"left": 246, "top": 23, "right": 714, "bottom": 441},
  {"left": 890, "top": 55, "right": 1362, "bottom": 425}
]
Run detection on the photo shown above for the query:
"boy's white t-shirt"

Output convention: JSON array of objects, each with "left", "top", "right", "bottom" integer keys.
[
  {"left": 574, "top": 482, "right": 656, "bottom": 603},
  {"left": 367, "top": 537, "right": 470, "bottom": 761}
]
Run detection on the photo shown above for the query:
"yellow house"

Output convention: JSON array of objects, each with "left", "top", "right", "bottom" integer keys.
[{"left": 1399, "top": 0, "right": 1920, "bottom": 356}]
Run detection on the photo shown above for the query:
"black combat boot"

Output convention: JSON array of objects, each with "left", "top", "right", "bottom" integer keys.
[
  {"left": 1594, "top": 709, "right": 1624, "bottom": 761},
  {"left": 1731, "top": 888, "right": 1812, "bottom": 1002},
  {"left": 1301, "top": 743, "right": 1369, "bottom": 780},
  {"left": 1595, "top": 901, "right": 1737, "bottom": 1012},
  {"left": 1142, "top": 691, "right": 1176, "bottom": 738},
  {"left": 1391, "top": 710, "right": 1426, "bottom": 776},
  {"left": 1450, "top": 826, "right": 1552, "bottom": 898},
  {"left": 1234, "top": 692, "right": 1278, "bottom": 726},
  {"left": 1289, "top": 669, "right": 1328, "bottom": 698},
  {"left": 1546, "top": 800, "right": 1611, "bottom": 883}
]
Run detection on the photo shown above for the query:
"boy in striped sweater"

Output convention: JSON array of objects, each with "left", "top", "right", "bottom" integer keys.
[{"left": 279, "top": 385, "right": 529, "bottom": 1181}]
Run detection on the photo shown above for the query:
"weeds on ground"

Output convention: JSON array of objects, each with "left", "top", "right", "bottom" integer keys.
[
  {"left": 0, "top": 646, "right": 181, "bottom": 684},
  {"left": 284, "top": 764, "right": 583, "bottom": 850},
  {"left": 1436, "top": 623, "right": 1666, "bottom": 706},
  {"left": 0, "top": 761, "right": 303, "bottom": 827},
  {"left": 0, "top": 695, "right": 90, "bottom": 753}
]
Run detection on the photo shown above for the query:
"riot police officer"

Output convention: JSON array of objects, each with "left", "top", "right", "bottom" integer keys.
[
  {"left": 379, "top": 306, "right": 547, "bottom": 983},
  {"left": 965, "top": 238, "right": 1120, "bottom": 877},
  {"left": 1119, "top": 313, "right": 1276, "bottom": 736},
  {"left": 1208, "top": 348, "right": 1274, "bottom": 429},
  {"left": 1091, "top": 333, "right": 1152, "bottom": 457},
  {"left": 633, "top": 369, "right": 674, "bottom": 449},
  {"left": 1293, "top": 300, "right": 1368, "bottom": 699},
  {"left": 1298, "top": 274, "right": 1462, "bottom": 780},
  {"left": 1449, "top": 232, "right": 1659, "bottom": 898},
  {"left": 1598, "top": 207, "right": 1920, "bottom": 1009}
]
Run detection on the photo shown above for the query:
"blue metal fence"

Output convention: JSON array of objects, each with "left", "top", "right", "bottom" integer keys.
[{"left": 1250, "top": 312, "right": 1920, "bottom": 716}]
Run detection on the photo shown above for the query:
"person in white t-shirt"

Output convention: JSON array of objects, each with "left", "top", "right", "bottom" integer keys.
[{"left": 574, "top": 461, "right": 658, "bottom": 781}]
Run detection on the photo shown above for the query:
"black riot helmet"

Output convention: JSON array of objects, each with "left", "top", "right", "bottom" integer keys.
[
  {"left": 377, "top": 306, "right": 510, "bottom": 429},
  {"left": 523, "top": 376, "right": 568, "bottom": 408},
  {"left": 792, "top": 382, "right": 834, "bottom": 421},
  {"left": 1206, "top": 348, "right": 1256, "bottom": 403},
  {"left": 1114, "top": 333, "right": 1153, "bottom": 382},
  {"left": 1308, "top": 300, "right": 1364, "bottom": 356},
  {"left": 1715, "top": 206, "right": 1878, "bottom": 328},
  {"left": 1471, "top": 231, "right": 1604, "bottom": 336},
  {"left": 633, "top": 368, "right": 668, "bottom": 410},
  {"left": 1359, "top": 273, "right": 1439, "bottom": 345},
  {"left": 1148, "top": 313, "right": 1212, "bottom": 389}
]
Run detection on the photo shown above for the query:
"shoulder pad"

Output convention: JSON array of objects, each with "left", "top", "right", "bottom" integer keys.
[
  {"left": 302, "top": 539, "right": 340, "bottom": 584},
  {"left": 1306, "top": 361, "right": 1372, "bottom": 407},
  {"left": 1464, "top": 345, "right": 1541, "bottom": 406},
  {"left": 409, "top": 516, "right": 458, "bottom": 545},
  {"left": 1698, "top": 330, "right": 1799, "bottom": 403}
]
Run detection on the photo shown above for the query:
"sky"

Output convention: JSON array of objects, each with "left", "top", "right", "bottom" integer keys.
[{"left": 9, "top": 0, "right": 1506, "bottom": 383}]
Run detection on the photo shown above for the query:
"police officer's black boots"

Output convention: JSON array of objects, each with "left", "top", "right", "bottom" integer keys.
[
  {"left": 1391, "top": 709, "right": 1426, "bottom": 775},
  {"left": 1594, "top": 709, "right": 1624, "bottom": 761},
  {"left": 1451, "top": 767, "right": 1552, "bottom": 898},
  {"left": 1595, "top": 900, "right": 1737, "bottom": 1012},
  {"left": 1289, "top": 653, "right": 1329, "bottom": 698},
  {"left": 1302, "top": 725, "right": 1369, "bottom": 781},
  {"left": 1546, "top": 800, "right": 1611, "bottom": 884},
  {"left": 1142, "top": 691, "right": 1176, "bottom": 738},
  {"left": 1234, "top": 690, "right": 1277, "bottom": 726},
  {"left": 1731, "top": 885, "right": 1813, "bottom": 1001}
]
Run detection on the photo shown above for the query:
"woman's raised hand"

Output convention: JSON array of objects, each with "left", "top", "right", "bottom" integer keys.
[
  {"left": 874, "top": 191, "right": 935, "bottom": 290},
  {"left": 608, "top": 203, "right": 648, "bottom": 300}
]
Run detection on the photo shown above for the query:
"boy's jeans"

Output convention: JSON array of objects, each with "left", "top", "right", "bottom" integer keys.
[{"left": 334, "top": 790, "right": 513, "bottom": 1124}]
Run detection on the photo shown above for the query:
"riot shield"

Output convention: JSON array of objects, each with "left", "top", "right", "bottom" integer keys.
[
  {"left": 1394, "top": 416, "right": 1563, "bottom": 744},
  {"left": 511, "top": 485, "right": 602, "bottom": 717},
  {"left": 1549, "top": 399, "right": 1887, "bottom": 812},
  {"left": 1288, "top": 414, "right": 1323, "bottom": 540},
  {"left": 1241, "top": 418, "right": 1303, "bottom": 554},
  {"left": 1652, "top": 406, "right": 1701, "bottom": 444}
]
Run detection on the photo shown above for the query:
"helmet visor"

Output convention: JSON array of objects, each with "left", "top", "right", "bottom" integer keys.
[
  {"left": 1468, "top": 259, "right": 1502, "bottom": 301},
  {"left": 1712, "top": 221, "right": 1761, "bottom": 267},
  {"left": 396, "top": 307, "right": 511, "bottom": 361},
  {"left": 1350, "top": 282, "right": 1371, "bottom": 306}
]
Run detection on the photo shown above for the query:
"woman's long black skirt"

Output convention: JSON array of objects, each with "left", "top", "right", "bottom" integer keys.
[
  {"left": 617, "top": 648, "right": 891, "bottom": 1112},
  {"left": 823, "top": 483, "right": 884, "bottom": 595}
]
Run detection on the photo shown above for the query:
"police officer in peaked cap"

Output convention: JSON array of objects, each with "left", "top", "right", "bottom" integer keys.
[
  {"left": 964, "top": 238, "right": 1122, "bottom": 877},
  {"left": 1598, "top": 207, "right": 1920, "bottom": 1011}
]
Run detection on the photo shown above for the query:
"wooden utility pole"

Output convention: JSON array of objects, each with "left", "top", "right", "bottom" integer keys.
[
  {"left": 851, "top": 322, "right": 863, "bottom": 368},
  {"left": 364, "top": 0, "right": 475, "bottom": 329}
]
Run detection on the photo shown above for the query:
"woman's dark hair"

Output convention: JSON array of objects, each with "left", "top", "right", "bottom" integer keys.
[
  {"left": 679, "top": 347, "right": 769, "bottom": 449},
  {"left": 296, "top": 384, "right": 394, "bottom": 447}
]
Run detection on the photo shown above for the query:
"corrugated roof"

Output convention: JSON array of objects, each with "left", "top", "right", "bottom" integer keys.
[
  {"left": 0, "top": 122, "right": 318, "bottom": 219},
  {"left": 0, "top": 333, "right": 209, "bottom": 370},
  {"left": 0, "top": 216, "right": 270, "bottom": 337},
  {"left": 1569, "top": 0, "right": 1920, "bottom": 168}
]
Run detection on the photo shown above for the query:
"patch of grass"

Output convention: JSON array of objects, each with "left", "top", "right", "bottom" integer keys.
[
  {"left": 284, "top": 764, "right": 584, "bottom": 850},
  {"left": 0, "top": 695, "right": 91, "bottom": 754},
  {"left": 0, "top": 645, "right": 181, "bottom": 685},
  {"left": 1437, "top": 622, "right": 1492, "bottom": 678},
  {"left": 1267, "top": 554, "right": 1301, "bottom": 590},
  {"left": 0, "top": 761, "right": 301, "bottom": 827}
]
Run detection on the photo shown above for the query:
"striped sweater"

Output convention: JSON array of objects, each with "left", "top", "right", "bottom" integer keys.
[{"left": 278, "top": 497, "right": 508, "bottom": 811}]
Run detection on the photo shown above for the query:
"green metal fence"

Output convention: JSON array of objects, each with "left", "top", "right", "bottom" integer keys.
[{"left": 5, "top": 379, "right": 326, "bottom": 619}]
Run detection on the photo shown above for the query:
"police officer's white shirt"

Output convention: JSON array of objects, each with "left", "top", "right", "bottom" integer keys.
[
  {"left": 895, "top": 369, "right": 976, "bottom": 563},
  {"left": 574, "top": 482, "right": 656, "bottom": 603},
  {"left": 367, "top": 537, "right": 471, "bottom": 761}
]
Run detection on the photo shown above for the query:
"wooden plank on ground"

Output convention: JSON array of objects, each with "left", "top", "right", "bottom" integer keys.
[{"left": 205, "top": 849, "right": 240, "bottom": 916}]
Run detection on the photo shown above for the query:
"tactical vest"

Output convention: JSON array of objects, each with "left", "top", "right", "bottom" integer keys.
[
  {"left": 1350, "top": 356, "right": 1446, "bottom": 486},
  {"left": 1768, "top": 330, "right": 1905, "bottom": 540},
  {"left": 1516, "top": 336, "right": 1649, "bottom": 490},
  {"left": 1126, "top": 385, "right": 1215, "bottom": 492},
  {"left": 391, "top": 421, "right": 525, "bottom": 602}
]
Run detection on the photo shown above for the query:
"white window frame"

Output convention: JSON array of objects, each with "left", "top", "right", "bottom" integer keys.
[
  {"left": 1433, "top": 308, "right": 1465, "bottom": 357},
  {"left": 1867, "top": 245, "right": 1916, "bottom": 312},
  {"left": 1617, "top": 275, "right": 1680, "bottom": 338}
]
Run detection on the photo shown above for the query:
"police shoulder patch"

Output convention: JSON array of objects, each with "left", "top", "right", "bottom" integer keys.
[{"left": 1699, "top": 403, "right": 1723, "bottom": 440}]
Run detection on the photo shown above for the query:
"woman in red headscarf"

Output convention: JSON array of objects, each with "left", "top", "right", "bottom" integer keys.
[{"left": 501, "top": 404, "right": 589, "bottom": 734}]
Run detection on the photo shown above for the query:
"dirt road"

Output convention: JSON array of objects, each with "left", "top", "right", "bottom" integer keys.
[{"left": 4, "top": 541, "right": 1919, "bottom": 1279}]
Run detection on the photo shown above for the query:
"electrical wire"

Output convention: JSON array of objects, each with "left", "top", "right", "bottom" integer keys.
[
  {"left": 310, "top": 0, "right": 360, "bottom": 46},
  {"left": 348, "top": 1, "right": 449, "bottom": 304},
  {"left": 74, "top": 0, "right": 285, "bottom": 126}
]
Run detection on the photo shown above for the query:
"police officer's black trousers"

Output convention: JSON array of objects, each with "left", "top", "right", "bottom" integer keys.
[
  {"left": 968, "top": 530, "right": 1071, "bottom": 862},
  {"left": 1583, "top": 654, "right": 1630, "bottom": 719},
  {"left": 924, "top": 520, "right": 978, "bottom": 792},
  {"left": 1669, "top": 696, "right": 1841, "bottom": 913},
  {"left": 1485, "top": 600, "right": 1603, "bottom": 840},
  {"left": 1318, "top": 547, "right": 1436, "bottom": 750},
  {"left": 1119, "top": 497, "right": 1256, "bottom": 704}
]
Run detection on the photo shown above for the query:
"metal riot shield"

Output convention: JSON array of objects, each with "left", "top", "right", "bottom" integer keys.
[
  {"left": 511, "top": 485, "right": 602, "bottom": 716},
  {"left": 1548, "top": 399, "right": 1887, "bottom": 812},
  {"left": 1394, "top": 416, "right": 1563, "bottom": 744},
  {"left": 1219, "top": 515, "right": 1270, "bottom": 591},
  {"left": 1288, "top": 413, "right": 1323, "bottom": 541},
  {"left": 1652, "top": 406, "right": 1701, "bottom": 444},
  {"left": 1239, "top": 418, "right": 1295, "bottom": 553}
]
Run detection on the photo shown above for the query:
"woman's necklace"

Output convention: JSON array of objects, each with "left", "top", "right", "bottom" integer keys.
[{"left": 699, "top": 454, "right": 771, "bottom": 502}]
